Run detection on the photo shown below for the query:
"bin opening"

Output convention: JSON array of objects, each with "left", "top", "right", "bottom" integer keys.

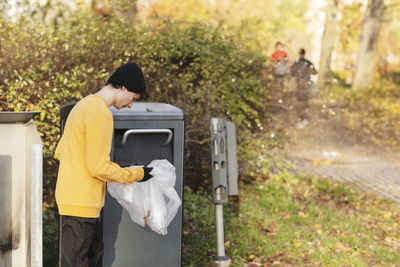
[{"left": 113, "top": 129, "right": 174, "bottom": 167}]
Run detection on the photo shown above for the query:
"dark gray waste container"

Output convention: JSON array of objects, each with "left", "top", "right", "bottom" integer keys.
[{"left": 60, "top": 102, "right": 185, "bottom": 267}]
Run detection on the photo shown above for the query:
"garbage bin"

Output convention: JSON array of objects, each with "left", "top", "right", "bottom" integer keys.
[
  {"left": 59, "top": 102, "right": 185, "bottom": 267},
  {"left": 0, "top": 112, "right": 43, "bottom": 267}
]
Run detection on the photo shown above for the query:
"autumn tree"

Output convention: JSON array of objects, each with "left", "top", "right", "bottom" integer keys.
[
  {"left": 352, "top": 0, "right": 385, "bottom": 89},
  {"left": 141, "top": 0, "right": 310, "bottom": 57},
  {"left": 318, "top": 0, "right": 339, "bottom": 90}
]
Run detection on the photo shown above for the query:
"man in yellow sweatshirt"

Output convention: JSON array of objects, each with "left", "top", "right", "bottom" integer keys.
[{"left": 54, "top": 63, "right": 153, "bottom": 267}]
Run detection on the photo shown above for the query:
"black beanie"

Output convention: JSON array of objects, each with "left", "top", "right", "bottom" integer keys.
[{"left": 107, "top": 63, "right": 146, "bottom": 93}]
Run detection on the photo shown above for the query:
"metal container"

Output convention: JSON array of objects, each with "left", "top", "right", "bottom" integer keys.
[
  {"left": 0, "top": 112, "right": 43, "bottom": 267},
  {"left": 60, "top": 102, "right": 185, "bottom": 267}
]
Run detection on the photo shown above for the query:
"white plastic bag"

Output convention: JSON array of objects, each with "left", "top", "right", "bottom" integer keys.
[{"left": 107, "top": 159, "right": 181, "bottom": 235}]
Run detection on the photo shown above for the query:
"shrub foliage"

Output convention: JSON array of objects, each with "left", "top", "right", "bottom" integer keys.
[
  {"left": 0, "top": 14, "right": 269, "bottom": 193},
  {"left": 0, "top": 14, "right": 272, "bottom": 265}
]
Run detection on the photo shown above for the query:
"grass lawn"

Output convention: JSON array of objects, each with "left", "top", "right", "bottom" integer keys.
[{"left": 183, "top": 171, "right": 400, "bottom": 266}]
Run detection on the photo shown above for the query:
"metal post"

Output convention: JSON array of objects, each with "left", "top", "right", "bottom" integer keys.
[
  {"left": 212, "top": 202, "right": 231, "bottom": 267},
  {"left": 215, "top": 204, "right": 225, "bottom": 257},
  {"left": 210, "top": 118, "right": 235, "bottom": 267}
]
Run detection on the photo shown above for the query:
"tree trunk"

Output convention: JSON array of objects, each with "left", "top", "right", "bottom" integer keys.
[
  {"left": 352, "top": 0, "right": 385, "bottom": 89},
  {"left": 318, "top": 0, "right": 339, "bottom": 90}
]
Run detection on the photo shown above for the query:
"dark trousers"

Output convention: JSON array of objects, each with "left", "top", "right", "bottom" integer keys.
[{"left": 59, "top": 214, "right": 104, "bottom": 267}]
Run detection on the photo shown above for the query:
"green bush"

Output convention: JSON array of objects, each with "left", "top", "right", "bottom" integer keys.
[
  {"left": 0, "top": 14, "right": 269, "bottom": 190},
  {"left": 0, "top": 14, "right": 272, "bottom": 265}
]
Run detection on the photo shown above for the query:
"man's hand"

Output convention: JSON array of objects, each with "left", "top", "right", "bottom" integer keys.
[{"left": 139, "top": 166, "right": 153, "bottom": 182}]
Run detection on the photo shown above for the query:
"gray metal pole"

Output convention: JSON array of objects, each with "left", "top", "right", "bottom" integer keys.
[
  {"left": 215, "top": 203, "right": 225, "bottom": 257},
  {"left": 212, "top": 202, "right": 231, "bottom": 267}
]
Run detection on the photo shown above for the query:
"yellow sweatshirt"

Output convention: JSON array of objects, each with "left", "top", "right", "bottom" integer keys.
[{"left": 55, "top": 94, "right": 144, "bottom": 218}]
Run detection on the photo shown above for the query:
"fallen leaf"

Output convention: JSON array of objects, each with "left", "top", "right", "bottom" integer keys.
[
  {"left": 314, "top": 224, "right": 322, "bottom": 229},
  {"left": 342, "top": 247, "right": 352, "bottom": 252},
  {"left": 384, "top": 213, "right": 391, "bottom": 219},
  {"left": 298, "top": 211, "right": 308, "bottom": 218},
  {"left": 225, "top": 240, "right": 230, "bottom": 250}
]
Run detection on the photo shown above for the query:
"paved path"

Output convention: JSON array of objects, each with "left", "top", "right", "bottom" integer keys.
[{"left": 283, "top": 129, "right": 400, "bottom": 204}]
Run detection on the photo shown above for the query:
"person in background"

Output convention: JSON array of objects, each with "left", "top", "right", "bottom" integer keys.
[
  {"left": 290, "top": 48, "right": 318, "bottom": 118},
  {"left": 271, "top": 41, "right": 290, "bottom": 76},
  {"left": 271, "top": 41, "right": 289, "bottom": 65},
  {"left": 291, "top": 48, "right": 317, "bottom": 82},
  {"left": 54, "top": 62, "right": 154, "bottom": 267},
  {"left": 271, "top": 41, "right": 290, "bottom": 89}
]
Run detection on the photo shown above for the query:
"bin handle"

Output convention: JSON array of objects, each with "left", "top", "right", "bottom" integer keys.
[{"left": 121, "top": 129, "right": 173, "bottom": 146}]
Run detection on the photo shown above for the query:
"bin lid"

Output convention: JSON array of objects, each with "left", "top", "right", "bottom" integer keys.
[
  {"left": 110, "top": 103, "right": 184, "bottom": 120},
  {"left": 0, "top": 111, "right": 40, "bottom": 123}
]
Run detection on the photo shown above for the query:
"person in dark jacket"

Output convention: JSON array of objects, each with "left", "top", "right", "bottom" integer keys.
[{"left": 291, "top": 48, "right": 317, "bottom": 100}]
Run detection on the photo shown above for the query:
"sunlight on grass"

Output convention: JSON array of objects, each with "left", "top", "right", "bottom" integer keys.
[{"left": 183, "top": 171, "right": 400, "bottom": 266}]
